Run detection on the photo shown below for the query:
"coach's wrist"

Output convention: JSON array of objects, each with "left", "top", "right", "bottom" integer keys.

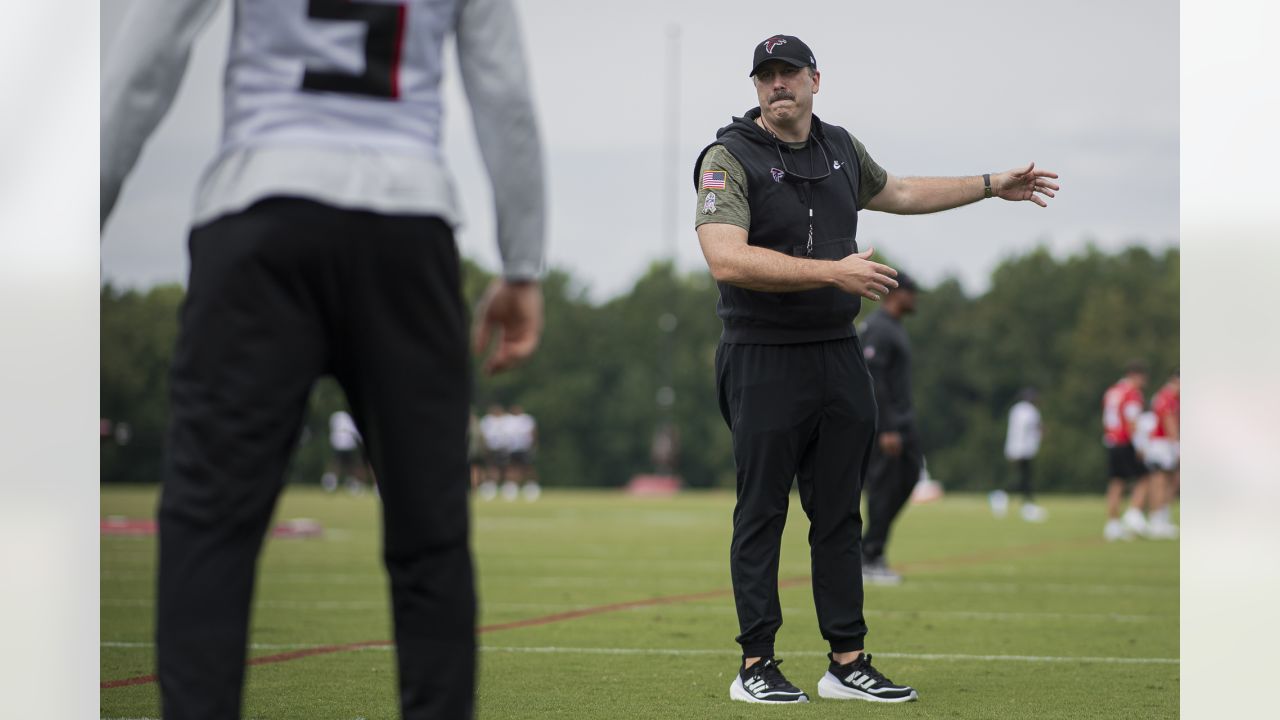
[{"left": 500, "top": 277, "right": 541, "bottom": 288}]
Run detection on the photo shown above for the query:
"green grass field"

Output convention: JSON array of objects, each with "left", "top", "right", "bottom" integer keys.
[{"left": 101, "top": 486, "right": 1178, "bottom": 719}]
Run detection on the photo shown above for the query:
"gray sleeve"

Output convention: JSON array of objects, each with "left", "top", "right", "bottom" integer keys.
[
  {"left": 100, "top": 0, "right": 223, "bottom": 228},
  {"left": 456, "top": 0, "right": 546, "bottom": 281}
]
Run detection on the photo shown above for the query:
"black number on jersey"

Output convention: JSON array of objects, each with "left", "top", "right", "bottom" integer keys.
[{"left": 301, "top": 0, "right": 406, "bottom": 99}]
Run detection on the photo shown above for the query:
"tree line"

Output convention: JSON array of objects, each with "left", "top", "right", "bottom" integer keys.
[{"left": 101, "top": 243, "right": 1178, "bottom": 493}]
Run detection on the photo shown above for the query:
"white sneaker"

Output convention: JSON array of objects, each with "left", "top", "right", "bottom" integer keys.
[
  {"left": 1122, "top": 507, "right": 1149, "bottom": 538},
  {"left": 729, "top": 658, "right": 809, "bottom": 704},
  {"left": 501, "top": 480, "right": 519, "bottom": 501},
  {"left": 816, "top": 652, "right": 918, "bottom": 703},
  {"left": 1021, "top": 503, "right": 1048, "bottom": 523},
  {"left": 862, "top": 559, "right": 903, "bottom": 586},
  {"left": 1148, "top": 519, "right": 1179, "bottom": 540},
  {"left": 1104, "top": 519, "right": 1131, "bottom": 542},
  {"left": 989, "top": 490, "right": 1009, "bottom": 518},
  {"left": 477, "top": 481, "right": 498, "bottom": 501},
  {"left": 522, "top": 481, "right": 541, "bottom": 502}
]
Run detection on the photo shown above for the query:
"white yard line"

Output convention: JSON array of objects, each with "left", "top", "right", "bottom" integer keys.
[
  {"left": 101, "top": 598, "right": 386, "bottom": 610},
  {"left": 477, "top": 646, "right": 1179, "bottom": 665},
  {"left": 481, "top": 604, "right": 1165, "bottom": 623},
  {"left": 100, "top": 597, "right": 1167, "bottom": 623},
  {"left": 100, "top": 641, "right": 1177, "bottom": 665},
  {"left": 102, "top": 641, "right": 335, "bottom": 650},
  {"left": 881, "top": 579, "right": 1173, "bottom": 596},
  {"left": 103, "top": 572, "right": 1174, "bottom": 595}
]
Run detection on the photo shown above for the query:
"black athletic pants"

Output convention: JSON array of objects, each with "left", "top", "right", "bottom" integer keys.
[
  {"left": 156, "top": 198, "right": 474, "bottom": 720},
  {"left": 861, "top": 430, "right": 921, "bottom": 565},
  {"left": 1013, "top": 458, "right": 1034, "bottom": 502},
  {"left": 716, "top": 337, "right": 878, "bottom": 659}
]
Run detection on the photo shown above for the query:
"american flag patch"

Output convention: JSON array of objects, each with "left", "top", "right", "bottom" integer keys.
[{"left": 701, "top": 170, "right": 727, "bottom": 190}]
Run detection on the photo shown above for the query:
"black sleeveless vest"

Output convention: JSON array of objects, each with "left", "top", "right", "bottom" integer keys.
[{"left": 694, "top": 108, "right": 864, "bottom": 344}]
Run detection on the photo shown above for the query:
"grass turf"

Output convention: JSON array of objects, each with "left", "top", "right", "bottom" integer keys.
[{"left": 101, "top": 486, "right": 1178, "bottom": 718}]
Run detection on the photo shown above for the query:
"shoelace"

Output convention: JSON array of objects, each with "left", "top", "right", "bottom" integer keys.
[
  {"left": 756, "top": 659, "right": 793, "bottom": 689},
  {"left": 851, "top": 653, "right": 894, "bottom": 686}
]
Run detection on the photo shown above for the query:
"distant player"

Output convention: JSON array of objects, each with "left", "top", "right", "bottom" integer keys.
[
  {"left": 468, "top": 411, "right": 485, "bottom": 491},
  {"left": 995, "top": 387, "right": 1047, "bottom": 522},
  {"left": 1102, "top": 361, "right": 1150, "bottom": 540},
  {"left": 323, "top": 410, "right": 368, "bottom": 494},
  {"left": 504, "top": 404, "right": 540, "bottom": 501},
  {"left": 1144, "top": 371, "right": 1180, "bottom": 539},
  {"left": 478, "top": 404, "right": 510, "bottom": 500},
  {"left": 859, "top": 272, "right": 923, "bottom": 585}
]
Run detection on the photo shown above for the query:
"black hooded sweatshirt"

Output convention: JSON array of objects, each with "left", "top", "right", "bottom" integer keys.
[{"left": 693, "top": 107, "right": 866, "bottom": 345}]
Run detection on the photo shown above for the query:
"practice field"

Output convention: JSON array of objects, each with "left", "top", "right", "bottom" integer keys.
[{"left": 101, "top": 486, "right": 1179, "bottom": 719}]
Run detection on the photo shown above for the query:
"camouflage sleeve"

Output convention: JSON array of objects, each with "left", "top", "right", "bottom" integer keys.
[
  {"left": 694, "top": 145, "right": 750, "bottom": 231},
  {"left": 847, "top": 133, "right": 888, "bottom": 210}
]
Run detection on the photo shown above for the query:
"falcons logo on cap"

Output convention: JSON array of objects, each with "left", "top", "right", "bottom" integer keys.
[{"left": 764, "top": 36, "right": 787, "bottom": 54}]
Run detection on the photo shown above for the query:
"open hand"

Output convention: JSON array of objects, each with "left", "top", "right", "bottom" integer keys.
[
  {"left": 832, "top": 248, "right": 898, "bottom": 301},
  {"left": 994, "top": 162, "right": 1060, "bottom": 207},
  {"left": 473, "top": 279, "right": 544, "bottom": 375}
]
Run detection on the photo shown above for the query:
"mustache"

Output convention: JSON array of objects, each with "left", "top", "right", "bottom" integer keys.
[{"left": 768, "top": 90, "right": 795, "bottom": 103}]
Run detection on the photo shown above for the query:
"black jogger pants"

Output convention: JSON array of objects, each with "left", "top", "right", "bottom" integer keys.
[
  {"left": 716, "top": 337, "right": 878, "bottom": 659},
  {"left": 156, "top": 198, "right": 475, "bottom": 720}
]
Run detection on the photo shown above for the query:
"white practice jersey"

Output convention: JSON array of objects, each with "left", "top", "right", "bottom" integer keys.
[
  {"left": 504, "top": 413, "right": 536, "bottom": 452},
  {"left": 1004, "top": 401, "right": 1042, "bottom": 461},
  {"left": 478, "top": 413, "right": 509, "bottom": 452},
  {"left": 329, "top": 410, "right": 361, "bottom": 451},
  {"left": 221, "top": 0, "right": 451, "bottom": 156},
  {"left": 1132, "top": 411, "right": 1158, "bottom": 457},
  {"left": 102, "top": 0, "right": 545, "bottom": 279}
]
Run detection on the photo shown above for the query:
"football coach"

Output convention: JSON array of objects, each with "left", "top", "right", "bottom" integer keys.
[{"left": 693, "top": 33, "right": 1059, "bottom": 705}]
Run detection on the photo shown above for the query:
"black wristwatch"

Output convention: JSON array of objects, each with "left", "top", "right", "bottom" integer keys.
[{"left": 983, "top": 173, "right": 993, "bottom": 199}]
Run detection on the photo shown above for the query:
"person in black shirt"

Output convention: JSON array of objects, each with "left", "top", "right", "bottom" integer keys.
[
  {"left": 858, "top": 273, "right": 921, "bottom": 585},
  {"left": 694, "top": 34, "right": 1059, "bottom": 706}
]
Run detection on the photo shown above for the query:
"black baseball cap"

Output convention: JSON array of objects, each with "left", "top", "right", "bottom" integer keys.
[{"left": 749, "top": 35, "right": 817, "bottom": 77}]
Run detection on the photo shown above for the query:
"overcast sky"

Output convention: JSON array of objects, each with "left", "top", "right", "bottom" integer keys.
[{"left": 100, "top": 0, "right": 1178, "bottom": 300}]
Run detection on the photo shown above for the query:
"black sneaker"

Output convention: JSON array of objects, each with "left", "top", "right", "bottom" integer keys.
[
  {"left": 729, "top": 658, "right": 810, "bottom": 703},
  {"left": 817, "top": 652, "right": 918, "bottom": 702}
]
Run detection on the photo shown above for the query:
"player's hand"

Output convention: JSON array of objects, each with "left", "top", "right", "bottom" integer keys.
[
  {"left": 993, "top": 162, "right": 1060, "bottom": 207},
  {"left": 832, "top": 248, "right": 898, "bottom": 301},
  {"left": 473, "top": 279, "right": 543, "bottom": 375},
  {"left": 879, "top": 431, "right": 903, "bottom": 457}
]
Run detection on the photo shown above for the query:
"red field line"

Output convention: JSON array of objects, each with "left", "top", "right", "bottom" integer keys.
[
  {"left": 100, "top": 640, "right": 395, "bottom": 689},
  {"left": 102, "top": 673, "right": 160, "bottom": 690},
  {"left": 476, "top": 586, "right": 733, "bottom": 634},
  {"left": 101, "top": 536, "right": 1095, "bottom": 689}
]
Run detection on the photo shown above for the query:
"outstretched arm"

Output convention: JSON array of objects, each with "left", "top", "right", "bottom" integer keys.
[
  {"left": 697, "top": 223, "right": 898, "bottom": 301},
  {"left": 865, "top": 162, "right": 1060, "bottom": 215},
  {"left": 101, "top": 0, "right": 222, "bottom": 227}
]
